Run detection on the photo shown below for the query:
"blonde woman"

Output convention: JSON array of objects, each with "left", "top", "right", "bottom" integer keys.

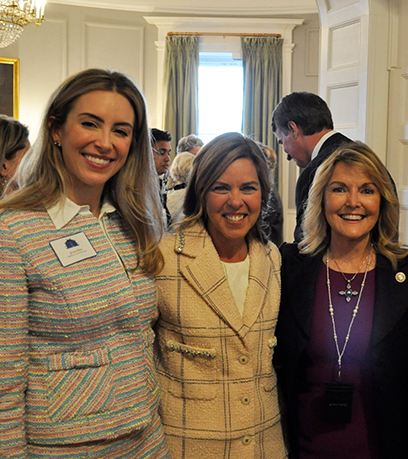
[
  {"left": 0, "top": 69, "right": 168, "bottom": 458},
  {"left": 276, "top": 142, "right": 408, "bottom": 458}
]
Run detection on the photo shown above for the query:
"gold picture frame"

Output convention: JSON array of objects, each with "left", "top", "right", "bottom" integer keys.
[{"left": 0, "top": 57, "right": 19, "bottom": 118}]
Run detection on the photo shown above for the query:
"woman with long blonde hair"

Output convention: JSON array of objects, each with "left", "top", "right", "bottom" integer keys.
[
  {"left": 276, "top": 141, "right": 408, "bottom": 458},
  {"left": 0, "top": 68, "right": 168, "bottom": 458}
]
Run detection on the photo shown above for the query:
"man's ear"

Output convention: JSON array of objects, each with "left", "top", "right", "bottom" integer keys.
[{"left": 287, "top": 121, "right": 302, "bottom": 139}]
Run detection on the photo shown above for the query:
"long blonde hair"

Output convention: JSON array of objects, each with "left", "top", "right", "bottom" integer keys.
[
  {"left": 300, "top": 141, "right": 407, "bottom": 269},
  {"left": 0, "top": 68, "right": 163, "bottom": 275}
]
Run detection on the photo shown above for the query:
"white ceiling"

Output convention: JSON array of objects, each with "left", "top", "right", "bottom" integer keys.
[{"left": 48, "top": 0, "right": 318, "bottom": 15}]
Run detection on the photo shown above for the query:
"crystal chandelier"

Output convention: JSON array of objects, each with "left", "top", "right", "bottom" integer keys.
[{"left": 0, "top": 0, "right": 46, "bottom": 48}]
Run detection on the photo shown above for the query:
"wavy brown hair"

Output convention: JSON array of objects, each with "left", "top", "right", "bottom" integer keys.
[
  {"left": 181, "top": 132, "right": 271, "bottom": 244},
  {"left": 0, "top": 68, "right": 163, "bottom": 275},
  {"left": 299, "top": 141, "right": 407, "bottom": 268}
]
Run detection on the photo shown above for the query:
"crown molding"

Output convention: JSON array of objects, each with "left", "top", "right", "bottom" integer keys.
[
  {"left": 47, "top": 0, "right": 318, "bottom": 15},
  {"left": 48, "top": 0, "right": 153, "bottom": 11},
  {"left": 144, "top": 16, "right": 305, "bottom": 45},
  {"left": 145, "top": 6, "right": 318, "bottom": 15},
  {"left": 144, "top": 16, "right": 305, "bottom": 30}
]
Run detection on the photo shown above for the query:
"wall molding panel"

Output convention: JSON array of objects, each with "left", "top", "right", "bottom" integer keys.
[{"left": 83, "top": 21, "right": 144, "bottom": 86}]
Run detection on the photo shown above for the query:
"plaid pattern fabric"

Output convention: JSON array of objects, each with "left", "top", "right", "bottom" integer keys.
[
  {"left": 0, "top": 208, "right": 168, "bottom": 458},
  {"left": 155, "top": 223, "right": 288, "bottom": 459}
]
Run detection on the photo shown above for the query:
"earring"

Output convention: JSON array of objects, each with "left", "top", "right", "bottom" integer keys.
[
  {"left": 54, "top": 140, "right": 61, "bottom": 148},
  {"left": 1, "top": 176, "right": 8, "bottom": 188}
]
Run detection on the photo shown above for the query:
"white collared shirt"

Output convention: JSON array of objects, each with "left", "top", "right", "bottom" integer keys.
[
  {"left": 47, "top": 196, "right": 126, "bottom": 273},
  {"left": 46, "top": 195, "right": 116, "bottom": 230},
  {"left": 311, "top": 130, "right": 338, "bottom": 161}
]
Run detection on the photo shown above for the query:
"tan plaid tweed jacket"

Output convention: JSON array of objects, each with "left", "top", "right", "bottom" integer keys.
[{"left": 155, "top": 222, "right": 287, "bottom": 459}]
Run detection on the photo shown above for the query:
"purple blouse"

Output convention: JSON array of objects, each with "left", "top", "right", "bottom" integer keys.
[{"left": 298, "top": 262, "right": 378, "bottom": 459}]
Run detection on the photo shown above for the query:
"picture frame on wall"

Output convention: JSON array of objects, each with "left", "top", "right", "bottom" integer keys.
[{"left": 0, "top": 57, "right": 19, "bottom": 118}]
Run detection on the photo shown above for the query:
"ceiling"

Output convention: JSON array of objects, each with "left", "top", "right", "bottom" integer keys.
[{"left": 48, "top": 0, "right": 318, "bottom": 16}]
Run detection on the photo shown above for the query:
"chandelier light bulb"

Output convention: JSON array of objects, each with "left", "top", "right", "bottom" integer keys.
[{"left": 0, "top": 0, "right": 46, "bottom": 48}]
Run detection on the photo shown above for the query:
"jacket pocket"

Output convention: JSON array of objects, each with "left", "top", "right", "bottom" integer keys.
[
  {"left": 161, "top": 339, "right": 217, "bottom": 400},
  {"left": 46, "top": 347, "right": 116, "bottom": 421}
]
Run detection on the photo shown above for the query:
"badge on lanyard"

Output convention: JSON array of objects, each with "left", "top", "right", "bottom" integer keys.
[
  {"left": 50, "top": 232, "right": 97, "bottom": 267},
  {"left": 323, "top": 381, "right": 354, "bottom": 424}
]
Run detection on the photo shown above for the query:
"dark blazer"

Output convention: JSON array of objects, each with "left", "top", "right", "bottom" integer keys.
[
  {"left": 262, "top": 184, "right": 284, "bottom": 247},
  {"left": 294, "top": 132, "right": 351, "bottom": 242},
  {"left": 275, "top": 243, "right": 408, "bottom": 458}
]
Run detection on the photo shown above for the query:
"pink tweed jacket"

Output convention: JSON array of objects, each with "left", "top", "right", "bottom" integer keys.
[
  {"left": 0, "top": 207, "right": 167, "bottom": 458},
  {"left": 155, "top": 222, "right": 288, "bottom": 459}
]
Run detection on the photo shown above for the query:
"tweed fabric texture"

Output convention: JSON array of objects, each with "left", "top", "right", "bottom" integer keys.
[
  {"left": 155, "top": 223, "right": 287, "bottom": 459},
  {"left": 0, "top": 207, "right": 168, "bottom": 458}
]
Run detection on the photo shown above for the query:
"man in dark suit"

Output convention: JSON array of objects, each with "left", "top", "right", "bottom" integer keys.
[
  {"left": 150, "top": 128, "right": 173, "bottom": 228},
  {"left": 271, "top": 92, "right": 351, "bottom": 242}
]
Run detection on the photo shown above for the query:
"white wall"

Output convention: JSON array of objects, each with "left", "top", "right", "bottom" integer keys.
[
  {"left": 1, "top": 4, "right": 317, "bottom": 145},
  {"left": 1, "top": 3, "right": 158, "bottom": 140},
  {"left": 283, "top": 13, "right": 319, "bottom": 232},
  {"left": 386, "top": 0, "right": 408, "bottom": 243}
]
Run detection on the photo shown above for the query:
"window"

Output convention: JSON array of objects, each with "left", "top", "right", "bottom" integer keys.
[{"left": 198, "top": 52, "right": 243, "bottom": 144}]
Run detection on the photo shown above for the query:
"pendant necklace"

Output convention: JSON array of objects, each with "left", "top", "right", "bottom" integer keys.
[
  {"left": 325, "top": 249, "right": 372, "bottom": 380},
  {"left": 323, "top": 251, "right": 372, "bottom": 424},
  {"left": 330, "top": 248, "right": 372, "bottom": 302}
]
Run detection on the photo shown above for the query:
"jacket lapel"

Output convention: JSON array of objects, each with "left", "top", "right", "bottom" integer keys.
[
  {"left": 178, "top": 225, "right": 246, "bottom": 337},
  {"left": 371, "top": 254, "right": 408, "bottom": 346},
  {"left": 241, "top": 242, "right": 278, "bottom": 335},
  {"left": 284, "top": 249, "right": 322, "bottom": 342}
]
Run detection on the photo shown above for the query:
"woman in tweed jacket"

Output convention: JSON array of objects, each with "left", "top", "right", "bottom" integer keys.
[
  {"left": 0, "top": 69, "right": 168, "bottom": 458},
  {"left": 155, "top": 132, "right": 287, "bottom": 458}
]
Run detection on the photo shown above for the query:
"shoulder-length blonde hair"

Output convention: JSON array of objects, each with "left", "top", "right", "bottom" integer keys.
[
  {"left": 299, "top": 141, "right": 407, "bottom": 268},
  {"left": 181, "top": 132, "right": 271, "bottom": 244},
  {"left": 0, "top": 68, "right": 163, "bottom": 275}
]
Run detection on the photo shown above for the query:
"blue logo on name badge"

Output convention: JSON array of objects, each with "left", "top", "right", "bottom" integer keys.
[{"left": 65, "top": 238, "right": 79, "bottom": 249}]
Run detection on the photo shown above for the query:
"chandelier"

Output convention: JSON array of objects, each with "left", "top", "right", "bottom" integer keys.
[{"left": 0, "top": 0, "right": 46, "bottom": 48}]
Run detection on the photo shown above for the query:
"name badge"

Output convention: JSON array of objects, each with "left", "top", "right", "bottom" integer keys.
[
  {"left": 323, "top": 381, "right": 354, "bottom": 424},
  {"left": 50, "top": 232, "right": 97, "bottom": 267}
]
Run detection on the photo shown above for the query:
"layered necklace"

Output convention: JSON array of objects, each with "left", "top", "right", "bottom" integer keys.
[
  {"left": 330, "top": 248, "right": 373, "bottom": 302},
  {"left": 325, "top": 248, "right": 372, "bottom": 380}
]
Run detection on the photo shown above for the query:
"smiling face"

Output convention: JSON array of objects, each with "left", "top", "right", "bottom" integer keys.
[
  {"left": 205, "top": 158, "right": 262, "bottom": 259},
  {"left": 53, "top": 90, "right": 134, "bottom": 207},
  {"left": 324, "top": 162, "right": 381, "bottom": 246}
]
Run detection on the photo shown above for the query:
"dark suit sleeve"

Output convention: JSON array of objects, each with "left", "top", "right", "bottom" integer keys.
[{"left": 294, "top": 134, "right": 352, "bottom": 242}]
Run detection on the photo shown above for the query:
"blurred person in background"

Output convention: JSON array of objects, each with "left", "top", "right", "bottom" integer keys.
[
  {"left": 260, "top": 143, "right": 284, "bottom": 246},
  {"left": 271, "top": 91, "right": 351, "bottom": 242},
  {"left": 151, "top": 128, "right": 173, "bottom": 228},
  {"left": 176, "top": 133, "right": 203, "bottom": 156},
  {"left": 166, "top": 151, "right": 194, "bottom": 225},
  {"left": 0, "top": 115, "right": 30, "bottom": 195}
]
